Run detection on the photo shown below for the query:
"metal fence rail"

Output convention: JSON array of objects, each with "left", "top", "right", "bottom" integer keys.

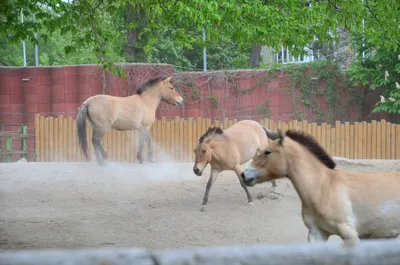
[{"left": 1, "top": 239, "right": 400, "bottom": 265}]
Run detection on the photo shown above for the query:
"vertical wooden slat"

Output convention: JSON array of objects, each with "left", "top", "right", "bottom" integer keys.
[
  {"left": 123, "top": 131, "right": 129, "bottom": 163},
  {"left": 371, "top": 120, "right": 377, "bottom": 159},
  {"left": 362, "top": 122, "right": 367, "bottom": 159},
  {"left": 42, "top": 116, "right": 47, "bottom": 162},
  {"left": 381, "top": 120, "right": 386, "bottom": 159},
  {"left": 188, "top": 118, "right": 193, "bottom": 162},
  {"left": 39, "top": 116, "right": 45, "bottom": 162},
  {"left": 116, "top": 131, "right": 121, "bottom": 162},
  {"left": 357, "top": 121, "right": 364, "bottom": 159},
  {"left": 170, "top": 119, "right": 174, "bottom": 161},
  {"left": 161, "top": 117, "right": 166, "bottom": 161},
  {"left": 354, "top": 122, "right": 359, "bottom": 159},
  {"left": 391, "top": 124, "right": 396, "bottom": 159},
  {"left": 48, "top": 117, "right": 54, "bottom": 162},
  {"left": 321, "top": 123, "right": 326, "bottom": 150},
  {"left": 57, "top": 115, "right": 63, "bottom": 161},
  {"left": 316, "top": 124, "right": 321, "bottom": 145},
  {"left": 63, "top": 117, "right": 68, "bottom": 161},
  {"left": 396, "top": 125, "right": 400, "bottom": 160},
  {"left": 67, "top": 117, "right": 73, "bottom": 162},
  {"left": 191, "top": 117, "right": 197, "bottom": 160},
  {"left": 340, "top": 123, "right": 345, "bottom": 158},
  {"left": 228, "top": 119, "right": 233, "bottom": 129},
  {"left": 44, "top": 117, "right": 49, "bottom": 162},
  {"left": 331, "top": 128, "right": 336, "bottom": 156},
  {"left": 223, "top": 118, "right": 229, "bottom": 130},
  {"left": 179, "top": 118, "right": 184, "bottom": 162},
  {"left": 166, "top": 120, "right": 171, "bottom": 159},
  {"left": 349, "top": 124, "right": 354, "bottom": 159},
  {"left": 326, "top": 125, "right": 331, "bottom": 156},
  {"left": 366, "top": 122, "right": 372, "bottom": 159},
  {"left": 377, "top": 121, "right": 381, "bottom": 159},
  {"left": 72, "top": 118, "right": 78, "bottom": 161},
  {"left": 183, "top": 119, "right": 189, "bottom": 162},
  {"left": 386, "top": 122, "right": 391, "bottom": 159},
  {"left": 34, "top": 114, "right": 40, "bottom": 161},
  {"left": 53, "top": 117, "right": 59, "bottom": 162},
  {"left": 106, "top": 128, "right": 111, "bottom": 161},
  {"left": 335, "top": 121, "right": 340, "bottom": 157},
  {"left": 344, "top": 122, "right": 350, "bottom": 158},
  {"left": 121, "top": 131, "right": 126, "bottom": 162}
]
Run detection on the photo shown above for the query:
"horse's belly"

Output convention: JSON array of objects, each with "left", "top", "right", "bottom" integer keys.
[
  {"left": 357, "top": 200, "right": 400, "bottom": 238},
  {"left": 111, "top": 118, "right": 137, "bottom": 131}
]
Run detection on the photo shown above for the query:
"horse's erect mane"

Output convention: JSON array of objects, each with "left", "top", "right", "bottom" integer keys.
[
  {"left": 199, "top": 126, "right": 224, "bottom": 143},
  {"left": 285, "top": 130, "right": 336, "bottom": 169},
  {"left": 136, "top": 76, "right": 168, "bottom": 94}
]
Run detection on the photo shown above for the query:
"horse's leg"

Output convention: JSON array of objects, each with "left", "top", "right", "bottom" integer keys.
[
  {"left": 137, "top": 129, "right": 146, "bottom": 164},
  {"left": 307, "top": 227, "right": 330, "bottom": 243},
  {"left": 233, "top": 165, "right": 253, "bottom": 204},
  {"left": 92, "top": 129, "right": 107, "bottom": 166},
  {"left": 336, "top": 223, "right": 360, "bottom": 248},
  {"left": 201, "top": 168, "right": 220, "bottom": 212},
  {"left": 145, "top": 129, "right": 154, "bottom": 163}
]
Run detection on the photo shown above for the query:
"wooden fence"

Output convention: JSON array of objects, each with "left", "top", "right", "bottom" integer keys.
[{"left": 34, "top": 114, "right": 400, "bottom": 162}]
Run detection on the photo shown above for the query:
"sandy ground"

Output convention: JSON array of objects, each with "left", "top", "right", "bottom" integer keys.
[{"left": 0, "top": 158, "right": 399, "bottom": 251}]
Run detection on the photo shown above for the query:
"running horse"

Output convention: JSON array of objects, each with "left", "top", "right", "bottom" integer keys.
[
  {"left": 241, "top": 128, "right": 400, "bottom": 247},
  {"left": 193, "top": 120, "right": 277, "bottom": 212},
  {"left": 77, "top": 76, "right": 184, "bottom": 166}
]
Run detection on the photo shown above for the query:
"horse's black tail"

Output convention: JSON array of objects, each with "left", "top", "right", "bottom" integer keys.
[{"left": 77, "top": 103, "right": 89, "bottom": 160}]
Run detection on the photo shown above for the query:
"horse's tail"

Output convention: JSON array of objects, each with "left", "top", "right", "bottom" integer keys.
[{"left": 77, "top": 102, "right": 89, "bottom": 160}]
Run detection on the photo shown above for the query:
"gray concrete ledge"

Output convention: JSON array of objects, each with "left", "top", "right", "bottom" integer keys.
[{"left": 1, "top": 239, "right": 400, "bottom": 265}]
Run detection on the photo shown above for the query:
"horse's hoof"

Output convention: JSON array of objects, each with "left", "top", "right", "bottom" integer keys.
[
  {"left": 200, "top": 205, "right": 207, "bottom": 212},
  {"left": 247, "top": 201, "right": 254, "bottom": 206}
]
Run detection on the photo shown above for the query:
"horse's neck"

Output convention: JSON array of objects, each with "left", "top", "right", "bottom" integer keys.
[
  {"left": 209, "top": 137, "right": 231, "bottom": 166},
  {"left": 286, "top": 147, "right": 330, "bottom": 208},
  {"left": 140, "top": 91, "right": 162, "bottom": 111}
]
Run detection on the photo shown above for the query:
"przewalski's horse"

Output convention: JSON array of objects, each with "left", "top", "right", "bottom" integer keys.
[
  {"left": 241, "top": 128, "right": 400, "bottom": 247},
  {"left": 77, "top": 76, "right": 184, "bottom": 166},
  {"left": 193, "top": 120, "right": 277, "bottom": 212}
]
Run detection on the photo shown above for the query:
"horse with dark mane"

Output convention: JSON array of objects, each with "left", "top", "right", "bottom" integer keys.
[
  {"left": 77, "top": 76, "right": 183, "bottom": 166},
  {"left": 242, "top": 128, "right": 400, "bottom": 247},
  {"left": 193, "top": 120, "right": 277, "bottom": 212}
]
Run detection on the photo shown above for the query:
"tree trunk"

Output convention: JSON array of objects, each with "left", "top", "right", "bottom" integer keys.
[
  {"left": 124, "top": 3, "right": 147, "bottom": 62},
  {"left": 249, "top": 44, "right": 262, "bottom": 68}
]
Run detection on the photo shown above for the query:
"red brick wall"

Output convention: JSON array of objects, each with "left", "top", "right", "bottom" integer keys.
[{"left": 0, "top": 63, "right": 363, "bottom": 129}]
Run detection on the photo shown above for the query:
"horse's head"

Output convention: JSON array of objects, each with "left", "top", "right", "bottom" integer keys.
[
  {"left": 158, "top": 77, "right": 184, "bottom": 106},
  {"left": 193, "top": 140, "right": 213, "bottom": 176},
  {"left": 192, "top": 126, "right": 223, "bottom": 176},
  {"left": 241, "top": 128, "right": 288, "bottom": 186}
]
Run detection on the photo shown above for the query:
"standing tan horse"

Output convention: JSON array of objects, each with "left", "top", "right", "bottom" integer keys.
[
  {"left": 193, "top": 120, "right": 277, "bottom": 212},
  {"left": 77, "top": 76, "right": 184, "bottom": 166},
  {"left": 241, "top": 128, "right": 400, "bottom": 247}
]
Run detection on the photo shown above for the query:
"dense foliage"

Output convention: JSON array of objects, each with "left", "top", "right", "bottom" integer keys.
[{"left": 1, "top": 0, "right": 400, "bottom": 113}]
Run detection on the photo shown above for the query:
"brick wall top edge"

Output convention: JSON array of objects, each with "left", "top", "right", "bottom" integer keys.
[{"left": 0, "top": 63, "right": 173, "bottom": 69}]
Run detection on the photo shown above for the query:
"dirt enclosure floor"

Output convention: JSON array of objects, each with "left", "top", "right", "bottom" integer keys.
[{"left": 1, "top": 158, "right": 400, "bottom": 251}]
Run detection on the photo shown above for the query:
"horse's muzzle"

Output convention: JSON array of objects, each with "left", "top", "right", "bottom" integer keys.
[
  {"left": 193, "top": 167, "right": 202, "bottom": 176},
  {"left": 241, "top": 172, "right": 256, "bottom": 186}
]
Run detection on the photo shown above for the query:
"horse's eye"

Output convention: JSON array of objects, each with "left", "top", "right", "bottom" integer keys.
[
  {"left": 202, "top": 150, "right": 206, "bottom": 153},
  {"left": 170, "top": 87, "right": 174, "bottom": 90},
  {"left": 264, "top": 150, "right": 271, "bottom": 155}
]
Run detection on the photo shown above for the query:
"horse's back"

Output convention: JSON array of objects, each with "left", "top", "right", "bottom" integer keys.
[
  {"left": 224, "top": 120, "right": 267, "bottom": 162},
  {"left": 225, "top": 120, "right": 266, "bottom": 143}
]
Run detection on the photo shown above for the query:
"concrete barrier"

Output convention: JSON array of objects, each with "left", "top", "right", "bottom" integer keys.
[{"left": 1, "top": 239, "right": 400, "bottom": 265}]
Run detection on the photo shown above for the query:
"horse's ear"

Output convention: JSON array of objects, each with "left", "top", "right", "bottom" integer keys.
[
  {"left": 165, "top": 76, "right": 172, "bottom": 82},
  {"left": 263, "top": 127, "right": 279, "bottom": 140},
  {"left": 278, "top": 129, "right": 286, "bottom": 145}
]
